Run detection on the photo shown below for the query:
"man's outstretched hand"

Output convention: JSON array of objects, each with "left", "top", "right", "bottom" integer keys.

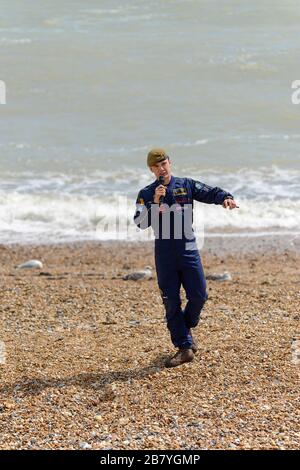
[{"left": 222, "top": 198, "right": 238, "bottom": 210}]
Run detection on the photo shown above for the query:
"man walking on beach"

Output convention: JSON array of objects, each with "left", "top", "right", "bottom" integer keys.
[{"left": 134, "top": 149, "right": 237, "bottom": 368}]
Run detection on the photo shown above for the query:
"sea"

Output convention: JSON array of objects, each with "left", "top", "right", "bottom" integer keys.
[{"left": 0, "top": 0, "right": 300, "bottom": 244}]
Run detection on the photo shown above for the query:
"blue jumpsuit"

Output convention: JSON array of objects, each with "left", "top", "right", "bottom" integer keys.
[{"left": 134, "top": 175, "right": 233, "bottom": 350}]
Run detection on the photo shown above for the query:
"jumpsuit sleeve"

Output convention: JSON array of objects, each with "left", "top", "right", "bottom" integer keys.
[
  {"left": 190, "top": 179, "right": 234, "bottom": 205},
  {"left": 133, "top": 190, "right": 154, "bottom": 229}
]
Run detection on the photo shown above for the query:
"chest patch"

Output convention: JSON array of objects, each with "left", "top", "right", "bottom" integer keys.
[
  {"left": 175, "top": 197, "right": 190, "bottom": 205},
  {"left": 173, "top": 187, "right": 187, "bottom": 196}
]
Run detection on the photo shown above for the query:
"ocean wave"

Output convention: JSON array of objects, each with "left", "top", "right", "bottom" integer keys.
[
  {"left": 0, "top": 38, "right": 32, "bottom": 44},
  {"left": 169, "top": 140, "right": 208, "bottom": 148},
  {"left": 82, "top": 8, "right": 132, "bottom": 16},
  {"left": 0, "top": 133, "right": 299, "bottom": 157},
  {"left": 0, "top": 166, "right": 299, "bottom": 199},
  {"left": 194, "top": 199, "right": 300, "bottom": 231},
  {"left": 0, "top": 190, "right": 299, "bottom": 245}
]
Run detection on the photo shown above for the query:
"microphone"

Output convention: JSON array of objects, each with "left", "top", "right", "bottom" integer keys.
[{"left": 158, "top": 176, "right": 165, "bottom": 204}]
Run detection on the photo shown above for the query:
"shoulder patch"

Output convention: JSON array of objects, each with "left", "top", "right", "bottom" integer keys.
[{"left": 195, "top": 182, "right": 210, "bottom": 192}]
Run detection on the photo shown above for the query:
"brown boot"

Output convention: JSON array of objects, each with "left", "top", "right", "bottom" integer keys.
[{"left": 165, "top": 348, "right": 194, "bottom": 368}]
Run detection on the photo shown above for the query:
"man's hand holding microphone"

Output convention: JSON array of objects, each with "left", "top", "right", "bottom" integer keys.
[
  {"left": 154, "top": 185, "right": 166, "bottom": 204},
  {"left": 154, "top": 176, "right": 166, "bottom": 205}
]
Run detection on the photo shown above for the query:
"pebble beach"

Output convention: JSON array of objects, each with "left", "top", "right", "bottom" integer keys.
[
  {"left": 0, "top": 236, "right": 299, "bottom": 450},
  {"left": 2, "top": 0, "right": 300, "bottom": 453}
]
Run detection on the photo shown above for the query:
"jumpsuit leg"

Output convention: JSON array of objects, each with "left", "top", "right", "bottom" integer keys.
[
  {"left": 155, "top": 249, "right": 191, "bottom": 349},
  {"left": 180, "top": 249, "right": 208, "bottom": 329}
]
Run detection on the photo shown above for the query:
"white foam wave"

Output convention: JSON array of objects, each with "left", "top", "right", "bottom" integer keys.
[
  {"left": 193, "top": 199, "right": 300, "bottom": 231},
  {"left": 170, "top": 140, "right": 208, "bottom": 148},
  {"left": 83, "top": 9, "right": 128, "bottom": 16},
  {"left": 0, "top": 38, "right": 32, "bottom": 44},
  {"left": 0, "top": 190, "right": 299, "bottom": 245},
  {"left": 181, "top": 166, "right": 300, "bottom": 200},
  {"left": 0, "top": 166, "right": 299, "bottom": 200}
]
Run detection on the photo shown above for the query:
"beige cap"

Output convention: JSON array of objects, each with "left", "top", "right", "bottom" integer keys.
[{"left": 147, "top": 148, "right": 168, "bottom": 167}]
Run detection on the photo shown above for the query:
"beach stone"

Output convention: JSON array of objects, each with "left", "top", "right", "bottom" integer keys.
[
  {"left": 80, "top": 442, "right": 92, "bottom": 449},
  {"left": 206, "top": 271, "right": 232, "bottom": 281},
  {"left": 122, "top": 264, "right": 131, "bottom": 270},
  {"left": 117, "top": 418, "right": 128, "bottom": 427},
  {"left": 0, "top": 341, "right": 7, "bottom": 365},
  {"left": 123, "top": 266, "right": 152, "bottom": 281},
  {"left": 16, "top": 259, "right": 43, "bottom": 270}
]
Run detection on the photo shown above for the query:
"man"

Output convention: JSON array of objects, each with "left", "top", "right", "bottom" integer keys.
[{"left": 134, "top": 148, "right": 237, "bottom": 368}]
